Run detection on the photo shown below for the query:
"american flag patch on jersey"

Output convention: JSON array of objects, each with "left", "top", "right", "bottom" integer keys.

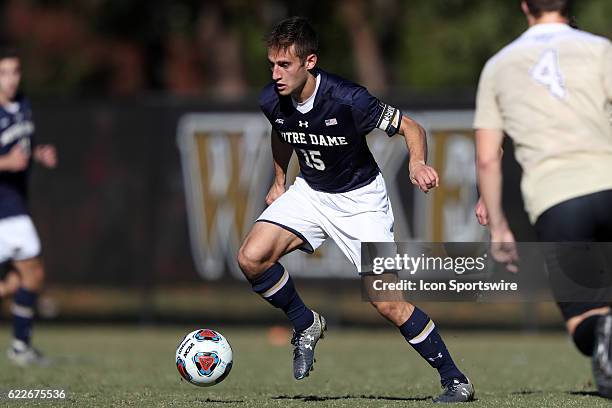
[{"left": 325, "top": 118, "right": 338, "bottom": 126}]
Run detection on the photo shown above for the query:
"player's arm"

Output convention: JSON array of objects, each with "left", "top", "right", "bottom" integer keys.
[
  {"left": 397, "top": 115, "right": 439, "bottom": 193},
  {"left": 266, "top": 128, "right": 293, "bottom": 205},
  {"left": 474, "top": 61, "right": 518, "bottom": 271},
  {"left": 474, "top": 147, "right": 503, "bottom": 226},
  {"left": 0, "top": 144, "right": 29, "bottom": 172},
  {"left": 474, "top": 60, "right": 507, "bottom": 227},
  {"left": 475, "top": 129, "right": 506, "bottom": 229},
  {"left": 476, "top": 129, "right": 518, "bottom": 271},
  {"left": 351, "top": 87, "right": 437, "bottom": 192}
]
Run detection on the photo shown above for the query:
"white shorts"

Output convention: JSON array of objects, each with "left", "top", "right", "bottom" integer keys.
[
  {"left": 0, "top": 215, "right": 41, "bottom": 263},
  {"left": 257, "top": 173, "right": 394, "bottom": 271}
]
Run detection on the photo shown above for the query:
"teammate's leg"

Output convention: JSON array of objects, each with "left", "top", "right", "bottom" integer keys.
[
  {"left": 565, "top": 305, "right": 610, "bottom": 356},
  {"left": 8, "top": 256, "right": 47, "bottom": 366},
  {"left": 535, "top": 190, "right": 612, "bottom": 397},
  {"left": 535, "top": 191, "right": 612, "bottom": 355},
  {"left": 0, "top": 215, "right": 47, "bottom": 366},
  {"left": 0, "top": 268, "right": 22, "bottom": 298}
]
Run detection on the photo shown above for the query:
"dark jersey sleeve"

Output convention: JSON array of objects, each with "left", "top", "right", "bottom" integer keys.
[
  {"left": 351, "top": 87, "right": 402, "bottom": 137},
  {"left": 258, "top": 83, "right": 278, "bottom": 128},
  {"left": 259, "top": 101, "right": 273, "bottom": 125}
]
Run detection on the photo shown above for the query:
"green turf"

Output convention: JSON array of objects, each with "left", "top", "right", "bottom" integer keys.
[{"left": 0, "top": 325, "right": 607, "bottom": 407}]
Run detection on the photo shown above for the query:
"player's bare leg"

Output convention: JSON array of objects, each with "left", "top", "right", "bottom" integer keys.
[
  {"left": 16, "top": 257, "right": 45, "bottom": 292},
  {"left": 238, "top": 221, "right": 326, "bottom": 380},
  {"left": 364, "top": 274, "right": 474, "bottom": 402},
  {"left": 0, "top": 268, "right": 21, "bottom": 298},
  {"left": 7, "top": 256, "right": 48, "bottom": 366},
  {"left": 238, "top": 221, "right": 303, "bottom": 280}
]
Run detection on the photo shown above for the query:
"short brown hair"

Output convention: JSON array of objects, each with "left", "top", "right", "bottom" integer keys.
[
  {"left": 525, "top": 0, "right": 573, "bottom": 18},
  {"left": 266, "top": 17, "right": 318, "bottom": 62}
]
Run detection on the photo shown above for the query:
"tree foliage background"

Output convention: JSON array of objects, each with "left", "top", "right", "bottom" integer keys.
[{"left": 1, "top": 0, "right": 610, "bottom": 99}]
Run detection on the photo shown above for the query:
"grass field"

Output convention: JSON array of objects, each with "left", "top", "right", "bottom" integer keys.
[{"left": 0, "top": 325, "right": 608, "bottom": 407}]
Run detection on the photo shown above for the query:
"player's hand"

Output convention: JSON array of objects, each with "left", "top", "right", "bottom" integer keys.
[
  {"left": 34, "top": 144, "right": 58, "bottom": 169},
  {"left": 265, "top": 183, "right": 286, "bottom": 205},
  {"left": 490, "top": 223, "right": 519, "bottom": 273},
  {"left": 409, "top": 161, "right": 439, "bottom": 193},
  {"left": 474, "top": 197, "right": 489, "bottom": 226},
  {"left": 2, "top": 144, "right": 30, "bottom": 172}
]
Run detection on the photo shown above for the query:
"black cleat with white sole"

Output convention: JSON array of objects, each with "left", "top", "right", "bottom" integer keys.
[
  {"left": 291, "top": 310, "right": 326, "bottom": 380},
  {"left": 432, "top": 378, "right": 475, "bottom": 403}
]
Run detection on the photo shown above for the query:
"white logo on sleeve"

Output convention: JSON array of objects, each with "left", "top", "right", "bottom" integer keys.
[{"left": 530, "top": 49, "right": 566, "bottom": 99}]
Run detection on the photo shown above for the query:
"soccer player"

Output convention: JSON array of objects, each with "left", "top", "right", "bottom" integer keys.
[
  {"left": 474, "top": 0, "right": 612, "bottom": 396},
  {"left": 0, "top": 47, "right": 57, "bottom": 366},
  {"left": 237, "top": 17, "right": 474, "bottom": 403}
]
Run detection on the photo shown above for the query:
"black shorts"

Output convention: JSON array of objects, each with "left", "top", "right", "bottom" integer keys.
[{"left": 535, "top": 189, "right": 612, "bottom": 320}]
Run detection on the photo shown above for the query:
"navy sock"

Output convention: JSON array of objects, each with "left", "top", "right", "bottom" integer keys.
[
  {"left": 399, "top": 307, "right": 467, "bottom": 386},
  {"left": 12, "top": 288, "right": 37, "bottom": 345},
  {"left": 250, "top": 263, "right": 314, "bottom": 331}
]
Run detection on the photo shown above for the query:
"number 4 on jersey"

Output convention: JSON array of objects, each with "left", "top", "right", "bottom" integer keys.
[{"left": 530, "top": 49, "right": 566, "bottom": 99}]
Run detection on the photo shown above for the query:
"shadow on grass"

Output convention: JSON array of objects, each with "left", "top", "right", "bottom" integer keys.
[
  {"left": 512, "top": 390, "right": 603, "bottom": 398},
  {"left": 198, "top": 398, "right": 245, "bottom": 403},
  {"left": 568, "top": 390, "right": 601, "bottom": 397},
  {"left": 273, "top": 394, "right": 431, "bottom": 402}
]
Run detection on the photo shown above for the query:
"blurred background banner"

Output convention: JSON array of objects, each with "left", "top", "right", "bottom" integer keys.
[
  {"left": 28, "top": 102, "right": 535, "bottom": 288},
  {"left": 21, "top": 104, "right": 541, "bottom": 327},
  {"left": 177, "top": 111, "right": 487, "bottom": 280},
  {"left": 18, "top": 100, "right": 538, "bottom": 325}
]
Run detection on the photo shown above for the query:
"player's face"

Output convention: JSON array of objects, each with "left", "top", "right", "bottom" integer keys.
[
  {"left": 0, "top": 58, "right": 21, "bottom": 101},
  {"left": 267, "top": 45, "right": 315, "bottom": 97}
]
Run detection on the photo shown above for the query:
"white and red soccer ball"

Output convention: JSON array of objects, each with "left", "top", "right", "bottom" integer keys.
[{"left": 175, "top": 329, "right": 233, "bottom": 387}]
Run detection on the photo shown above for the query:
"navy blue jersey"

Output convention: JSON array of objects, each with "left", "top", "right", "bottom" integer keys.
[
  {"left": 0, "top": 96, "right": 35, "bottom": 219},
  {"left": 259, "top": 69, "right": 402, "bottom": 193}
]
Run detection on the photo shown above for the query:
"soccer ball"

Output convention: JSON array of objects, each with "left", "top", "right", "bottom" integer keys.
[{"left": 175, "top": 329, "right": 233, "bottom": 387}]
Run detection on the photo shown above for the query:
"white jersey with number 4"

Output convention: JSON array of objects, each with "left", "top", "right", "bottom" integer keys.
[{"left": 474, "top": 23, "right": 612, "bottom": 223}]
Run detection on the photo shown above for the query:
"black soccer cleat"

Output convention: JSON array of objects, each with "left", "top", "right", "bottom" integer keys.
[
  {"left": 593, "top": 313, "right": 612, "bottom": 398},
  {"left": 432, "top": 378, "right": 475, "bottom": 403},
  {"left": 291, "top": 310, "right": 326, "bottom": 380}
]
